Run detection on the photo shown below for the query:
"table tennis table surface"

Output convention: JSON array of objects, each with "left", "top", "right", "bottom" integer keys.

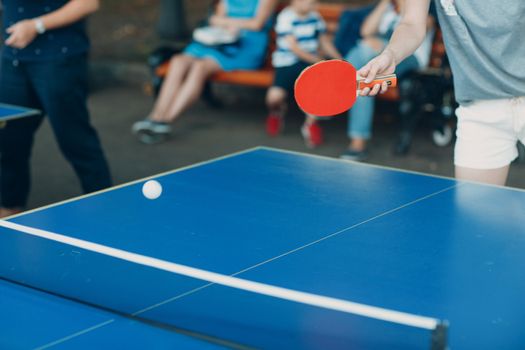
[{"left": 1, "top": 147, "right": 524, "bottom": 350}]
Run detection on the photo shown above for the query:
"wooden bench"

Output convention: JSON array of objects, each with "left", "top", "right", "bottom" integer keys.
[{"left": 154, "top": 3, "right": 444, "bottom": 103}]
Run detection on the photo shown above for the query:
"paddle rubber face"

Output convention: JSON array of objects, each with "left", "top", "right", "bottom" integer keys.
[
  {"left": 294, "top": 60, "right": 357, "bottom": 117},
  {"left": 294, "top": 60, "right": 397, "bottom": 117}
]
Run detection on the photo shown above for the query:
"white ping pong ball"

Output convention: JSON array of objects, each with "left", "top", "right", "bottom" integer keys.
[{"left": 142, "top": 180, "right": 162, "bottom": 200}]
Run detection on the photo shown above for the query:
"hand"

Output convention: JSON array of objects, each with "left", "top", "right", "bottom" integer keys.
[
  {"left": 358, "top": 48, "right": 397, "bottom": 96},
  {"left": 5, "top": 20, "right": 38, "bottom": 49}
]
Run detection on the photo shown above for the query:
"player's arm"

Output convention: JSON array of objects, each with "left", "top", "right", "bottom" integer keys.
[
  {"left": 5, "top": 0, "right": 99, "bottom": 49},
  {"left": 319, "top": 34, "right": 342, "bottom": 60},
  {"left": 286, "top": 36, "right": 322, "bottom": 64},
  {"left": 360, "top": 0, "right": 391, "bottom": 38},
  {"left": 359, "top": 0, "right": 431, "bottom": 96},
  {"left": 210, "top": 0, "right": 278, "bottom": 31}
]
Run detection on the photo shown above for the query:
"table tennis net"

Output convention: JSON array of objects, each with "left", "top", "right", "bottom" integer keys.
[{"left": 0, "top": 220, "right": 448, "bottom": 350}]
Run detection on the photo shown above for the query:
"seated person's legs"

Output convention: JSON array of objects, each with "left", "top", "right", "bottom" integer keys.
[
  {"left": 133, "top": 0, "right": 275, "bottom": 144},
  {"left": 133, "top": 56, "right": 221, "bottom": 143},
  {"left": 342, "top": 38, "right": 420, "bottom": 161},
  {"left": 266, "top": 61, "right": 324, "bottom": 147},
  {"left": 266, "top": 86, "right": 288, "bottom": 136},
  {"left": 342, "top": 40, "right": 383, "bottom": 160},
  {"left": 265, "top": 61, "right": 308, "bottom": 136},
  {"left": 343, "top": 94, "right": 375, "bottom": 161},
  {"left": 301, "top": 113, "right": 323, "bottom": 148},
  {"left": 360, "top": 37, "right": 385, "bottom": 54},
  {"left": 164, "top": 58, "right": 221, "bottom": 121},
  {"left": 150, "top": 54, "right": 195, "bottom": 121}
]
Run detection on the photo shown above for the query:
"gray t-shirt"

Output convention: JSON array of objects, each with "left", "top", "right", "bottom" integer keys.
[{"left": 434, "top": 0, "right": 525, "bottom": 104}]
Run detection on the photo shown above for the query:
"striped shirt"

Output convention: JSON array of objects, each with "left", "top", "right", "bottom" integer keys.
[{"left": 272, "top": 7, "right": 326, "bottom": 68}]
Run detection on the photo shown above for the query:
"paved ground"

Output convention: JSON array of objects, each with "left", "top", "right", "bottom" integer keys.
[{"left": 27, "top": 81, "right": 525, "bottom": 210}]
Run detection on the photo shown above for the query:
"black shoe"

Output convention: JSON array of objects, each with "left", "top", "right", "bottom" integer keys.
[{"left": 340, "top": 148, "right": 367, "bottom": 162}]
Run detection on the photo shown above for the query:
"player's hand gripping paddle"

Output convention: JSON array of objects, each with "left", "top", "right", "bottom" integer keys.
[{"left": 294, "top": 59, "right": 397, "bottom": 117}]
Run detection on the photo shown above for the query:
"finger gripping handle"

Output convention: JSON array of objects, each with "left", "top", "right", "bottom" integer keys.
[{"left": 358, "top": 74, "right": 397, "bottom": 90}]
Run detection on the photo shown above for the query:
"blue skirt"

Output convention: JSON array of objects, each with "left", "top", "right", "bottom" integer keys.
[{"left": 184, "top": 30, "right": 268, "bottom": 71}]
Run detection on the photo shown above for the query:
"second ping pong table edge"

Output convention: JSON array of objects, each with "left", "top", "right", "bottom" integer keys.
[
  {"left": 0, "top": 103, "right": 40, "bottom": 121},
  {"left": 5, "top": 145, "right": 525, "bottom": 222}
]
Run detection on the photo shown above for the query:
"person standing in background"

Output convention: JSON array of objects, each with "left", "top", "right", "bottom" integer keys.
[{"left": 0, "top": 0, "right": 112, "bottom": 218}]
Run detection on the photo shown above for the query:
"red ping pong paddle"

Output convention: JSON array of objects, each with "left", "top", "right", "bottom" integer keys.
[{"left": 294, "top": 60, "right": 397, "bottom": 117}]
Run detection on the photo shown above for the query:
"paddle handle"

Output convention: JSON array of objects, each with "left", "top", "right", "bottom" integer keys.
[{"left": 358, "top": 74, "right": 397, "bottom": 90}]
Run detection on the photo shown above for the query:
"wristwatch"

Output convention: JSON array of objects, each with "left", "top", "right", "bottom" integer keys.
[{"left": 34, "top": 18, "right": 46, "bottom": 34}]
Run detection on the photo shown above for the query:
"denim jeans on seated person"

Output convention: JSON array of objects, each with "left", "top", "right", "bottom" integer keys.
[{"left": 345, "top": 40, "right": 419, "bottom": 140}]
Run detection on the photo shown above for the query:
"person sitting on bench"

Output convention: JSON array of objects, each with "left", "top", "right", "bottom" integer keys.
[
  {"left": 132, "top": 0, "right": 278, "bottom": 144},
  {"left": 341, "top": 0, "right": 434, "bottom": 161},
  {"left": 265, "top": 0, "right": 342, "bottom": 148}
]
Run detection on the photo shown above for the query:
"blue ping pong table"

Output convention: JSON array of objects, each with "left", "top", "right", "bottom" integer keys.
[
  {"left": 0, "top": 103, "right": 39, "bottom": 124},
  {"left": 1, "top": 147, "right": 524, "bottom": 350}
]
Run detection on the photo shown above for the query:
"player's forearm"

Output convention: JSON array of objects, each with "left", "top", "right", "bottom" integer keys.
[
  {"left": 356, "top": 0, "right": 430, "bottom": 93},
  {"left": 383, "top": 0, "right": 430, "bottom": 66},
  {"left": 38, "top": 0, "right": 99, "bottom": 31},
  {"left": 383, "top": 21, "right": 426, "bottom": 66}
]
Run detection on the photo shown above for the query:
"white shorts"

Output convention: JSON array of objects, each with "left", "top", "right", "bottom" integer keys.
[{"left": 455, "top": 97, "right": 525, "bottom": 169}]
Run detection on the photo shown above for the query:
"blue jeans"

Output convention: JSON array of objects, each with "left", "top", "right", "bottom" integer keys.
[
  {"left": 0, "top": 55, "right": 112, "bottom": 207},
  {"left": 345, "top": 40, "right": 419, "bottom": 140}
]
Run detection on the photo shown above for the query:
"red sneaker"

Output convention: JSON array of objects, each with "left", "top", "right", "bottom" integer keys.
[
  {"left": 266, "top": 114, "right": 283, "bottom": 136},
  {"left": 301, "top": 121, "right": 323, "bottom": 148}
]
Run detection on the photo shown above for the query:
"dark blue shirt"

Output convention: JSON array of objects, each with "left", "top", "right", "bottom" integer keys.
[{"left": 2, "top": 0, "right": 90, "bottom": 61}]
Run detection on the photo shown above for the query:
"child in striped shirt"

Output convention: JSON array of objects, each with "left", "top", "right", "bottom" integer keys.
[{"left": 265, "top": 0, "right": 342, "bottom": 147}]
